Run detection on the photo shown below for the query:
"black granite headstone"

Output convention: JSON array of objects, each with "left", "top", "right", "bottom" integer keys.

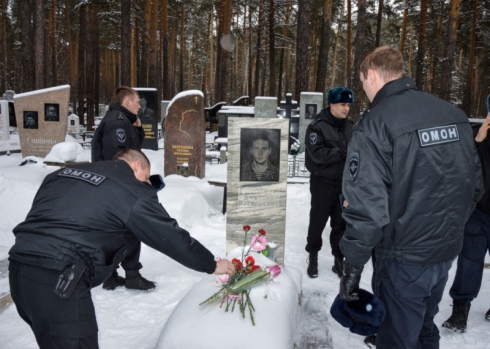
[
  {"left": 217, "top": 108, "right": 255, "bottom": 138},
  {"left": 134, "top": 87, "right": 158, "bottom": 150},
  {"left": 232, "top": 96, "right": 250, "bottom": 106},
  {"left": 205, "top": 102, "right": 226, "bottom": 132}
]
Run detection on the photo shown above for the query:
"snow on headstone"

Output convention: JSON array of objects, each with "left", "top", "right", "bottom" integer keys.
[
  {"left": 0, "top": 100, "right": 9, "bottom": 142},
  {"left": 155, "top": 250, "right": 302, "bottom": 349},
  {"left": 226, "top": 117, "right": 289, "bottom": 265},
  {"left": 254, "top": 96, "right": 278, "bottom": 118},
  {"left": 14, "top": 85, "right": 70, "bottom": 157},
  {"left": 164, "top": 90, "right": 206, "bottom": 178}
]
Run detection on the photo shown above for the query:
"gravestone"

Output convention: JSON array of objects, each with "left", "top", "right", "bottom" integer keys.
[
  {"left": 4, "top": 90, "right": 14, "bottom": 101},
  {"left": 14, "top": 85, "right": 70, "bottom": 157},
  {"left": 134, "top": 87, "right": 158, "bottom": 150},
  {"left": 254, "top": 97, "right": 278, "bottom": 118},
  {"left": 226, "top": 117, "right": 289, "bottom": 265},
  {"left": 164, "top": 90, "right": 206, "bottom": 178},
  {"left": 233, "top": 96, "right": 250, "bottom": 106},
  {"left": 0, "top": 100, "right": 9, "bottom": 141},
  {"left": 205, "top": 102, "right": 226, "bottom": 132},
  {"left": 217, "top": 106, "right": 255, "bottom": 138},
  {"left": 299, "top": 92, "right": 323, "bottom": 153},
  {"left": 67, "top": 114, "right": 80, "bottom": 134},
  {"left": 161, "top": 100, "right": 170, "bottom": 138},
  {"left": 278, "top": 93, "right": 298, "bottom": 118}
]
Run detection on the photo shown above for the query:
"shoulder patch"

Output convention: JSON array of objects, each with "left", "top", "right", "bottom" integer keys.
[
  {"left": 116, "top": 128, "right": 126, "bottom": 143},
  {"left": 58, "top": 168, "right": 107, "bottom": 186},
  {"left": 417, "top": 125, "right": 459, "bottom": 147},
  {"left": 349, "top": 151, "right": 360, "bottom": 181},
  {"left": 310, "top": 118, "right": 322, "bottom": 126},
  {"left": 309, "top": 132, "right": 318, "bottom": 145},
  {"left": 117, "top": 112, "right": 124, "bottom": 120}
]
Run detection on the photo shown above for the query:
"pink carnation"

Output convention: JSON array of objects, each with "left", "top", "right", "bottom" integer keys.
[
  {"left": 266, "top": 264, "right": 281, "bottom": 278},
  {"left": 250, "top": 235, "right": 268, "bottom": 252},
  {"left": 216, "top": 274, "right": 230, "bottom": 283}
]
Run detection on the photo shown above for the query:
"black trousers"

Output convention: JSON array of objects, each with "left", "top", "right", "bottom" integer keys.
[
  {"left": 9, "top": 260, "right": 99, "bottom": 349},
  {"left": 305, "top": 176, "right": 345, "bottom": 256},
  {"left": 120, "top": 240, "right": 143, "bottom": 271}
]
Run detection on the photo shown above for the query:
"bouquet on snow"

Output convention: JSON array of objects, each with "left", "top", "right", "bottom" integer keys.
[{"left": 199, "top": 225, "right": 281, "bottom": 325}]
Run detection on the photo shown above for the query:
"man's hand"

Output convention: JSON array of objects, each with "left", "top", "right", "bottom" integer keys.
[
  {"left": 339, "top": 262, "right": 363, "bottom": 301},
  {"left": 214, "top": 259, "right": 236, "bottom": 276},
  {"left": 133, "top": 117, "right": 142, "bottom": 127},
  {"left": 475, "top": 116, "right": 490, "bottom": 143}
]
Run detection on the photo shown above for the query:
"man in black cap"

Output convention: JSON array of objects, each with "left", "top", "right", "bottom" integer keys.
[
  {"left": 304, "top": 87, "right": 354, "bottom": 278},
  {"left": 442, "top": 97, "right": 490, "bottom": 333},
  {"left": 91, "top": 86, "right": 153, "bottom": 291},
  {"left": 339, "top": 46, "right": 483, "bottom": 348},
  {"left": 8, "top": 148, "right": 236, "bottom": 348}
]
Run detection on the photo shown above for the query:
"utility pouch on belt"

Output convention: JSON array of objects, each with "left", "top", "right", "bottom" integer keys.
[{"left": 53, "top": 263, "right": 86, "bottom": 300}]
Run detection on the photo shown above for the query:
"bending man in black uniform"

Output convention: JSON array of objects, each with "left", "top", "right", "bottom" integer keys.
[
  {"left": 338, "top": 46, "right": 483, "bottom": 348},
  {"left": 9, "top": 148, "right": 236, "bottom": 349},
  {"left": 442, "top": 104, "right": 490, "bottom": 333},
  {"left": 304, "top": 87, "right": 354, "bottom": 278},
  {"left": 92, "top": 86, "right": 153, "bottom": 291}
]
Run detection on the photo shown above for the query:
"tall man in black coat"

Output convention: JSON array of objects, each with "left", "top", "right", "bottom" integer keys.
[
  {"left": 339, "top": 46, "right": 483, "bottom": 348},
  {"left": 91, "top": 86, "right": 154, "bottom": 291},
  {"left": 304, "top": 87, "right": 354, "bottom": 278},
  {"left": 9, "top": 148, "right": 236, "bottom": 349},
  {"left": 442, "top": 97, "right": 490, "bottom": 333}
]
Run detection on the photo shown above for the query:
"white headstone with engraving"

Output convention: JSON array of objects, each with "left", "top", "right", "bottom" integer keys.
[{"left": 67, "top": 114, "right": 80, "bottom": 134}]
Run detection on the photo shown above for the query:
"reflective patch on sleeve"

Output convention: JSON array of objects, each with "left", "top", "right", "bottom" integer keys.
[
  {"left": 310, "top": 132, "right": 318, "bottom": 145},
  {"left": 349, "top": 151, "right": 359, "bottom": 181},
  {"left": 58, "top": 168, "right": 107, "bottom": 186},
  {"left": 116, "top": 128, "right": 126, "bottom": 143},
  {"left": 417, "top": 125, "right": 459, "bottom": 147}
]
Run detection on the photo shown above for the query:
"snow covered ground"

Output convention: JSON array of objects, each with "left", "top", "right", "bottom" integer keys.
[{"left": 0, "top": 144, "right": 489, "bottom": 349}]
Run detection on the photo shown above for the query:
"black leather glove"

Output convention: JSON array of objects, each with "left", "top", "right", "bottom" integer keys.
[{"left": 339, "top": 262, "right": 363, "bottom": 302}]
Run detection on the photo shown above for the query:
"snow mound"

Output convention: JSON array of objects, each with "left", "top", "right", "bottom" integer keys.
[
  {"left": 44, "top": 142, "right": 90, "bottom": 163},
  {"left": 156, "top": 250, "right": 302, "bottom": 349}
]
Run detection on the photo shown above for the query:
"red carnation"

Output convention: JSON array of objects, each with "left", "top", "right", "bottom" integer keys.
[
  {"left": 231, "top": 258, "right": 243, "bottom": 271},
  {"left": 258, "top": 229, "right": 266, "bottom": 236},
  {"left": 243, "top": 225, "right": 251, "bottom": 232},
  {"left": 245, "top": 255, "right": 255, "bottom": 266}
]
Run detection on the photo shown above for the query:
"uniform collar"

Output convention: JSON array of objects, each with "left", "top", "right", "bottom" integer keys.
[
  {"left": 371, "top": 77, "right": 418, "bottom": 109},
  {"left": 108, "top": 103, "right": 138, "bottom": 124}
]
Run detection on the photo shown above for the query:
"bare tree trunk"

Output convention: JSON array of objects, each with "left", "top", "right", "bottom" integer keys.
[
  {"left": 399, "top": 0, "right": 408, "bottom": 54},
  {"left": 149, "top": 0, "right": 158, "bottom": 89},
  {"left": 50, "top": 0, "right": 56, "bottom": 86},
  {"left": 315, "top": 0, "right": 333, "bottom": 95},
  {"left": 349, "top": 0, "right": 366, "bottom": 122},
  {"left": 121, "top": 0, "right": 131, "bottom": 86},
  {"left": 34, "top": 0, "right": 44, "bottom": 89},
  {"left": 464, "top": 0, "right": 477, "bottom": 115},
  {"left": 268, "top": 0, "right": 276, "bottom": 98},
  {"left": 86, "top": 5, "right": 96, "bottom": 130},
  {"left": 295, "top": 0, "right": 311, "bottom": 104},
  {"left": 77, "top": 5, "right": 86, "bottom": 122},
  {"left": 0, "top": 0, "right": 6, "bottom": 92},
  {"left": 217, "top": 0, "right": 232, "bottom": 102},
  {"left": 19, "top": 0, "right": 35, "bottom": 91},
  {"left": 330, "top": 19, "right": 342, "bottom": 89},
  {"left": 65, "top": 0, "right": 75, "bottom": 92},
  {"left": 179, "top": 2, "right": 185, "bottom": 92},
  {"left": 161, "top": 0, "right": 169, "bottom": 99},
  {"left": 408, "top": 21, "right": 413, "bottom": 76},
  {"left": 208, "top": 5, "right": 214, "bottom": 102},
  {"left": 254, "top": 0, "right": 264, "bottom": 99},
  {"left": 415, "top": 0, "right": 428, "bottom": 90},
  {"left": 374, "top": 0, "right": 384, "bottom": 47},
  {"left": 277, "top": 3, "right": 290, "bottom": 102},
  {"left": 345, "top": 0, "right": 352, "bottom": 88},
  {"left": 439, "top": 0, "right": 462, "bottom": 102},
  {"left": 430, "top": 1, "right": 444, "bottom": 93},
  {"left": 247, "top": 2, "right": 253, "bottom": 100},
  {"left": 139, "top": 0, "right": 151, "bottom": 86}
]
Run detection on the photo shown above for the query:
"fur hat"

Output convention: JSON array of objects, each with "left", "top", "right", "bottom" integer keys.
[
  {"left": 330, "top": 289, "right": 386, "bottom": 336},
  {"left": 328, "top": 87, "right": 354, "bottom": 105},
  {"left": 487, "top": 94, "right": 490, "bottom": 114}
]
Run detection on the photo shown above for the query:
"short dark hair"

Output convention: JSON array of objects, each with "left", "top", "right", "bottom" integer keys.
[
  {"left": 250, "top": 131, "right": 271, "bottom": 148},
  {"left": 112, "top": 87, "right": 138, "bottom": 104},
  {"left": 360, "top": 46, "right": 404, "bottom": 82},
  {"left": 113, "top": 148, "right": 150, "bottom": 169}
]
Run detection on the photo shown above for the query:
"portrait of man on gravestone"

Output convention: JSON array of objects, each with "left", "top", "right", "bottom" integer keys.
[
  {"left": 44, "top": 103, "right": 59, "bottom": 122},
  {"left": 240, "top": 128, "right": 280, "bottom": 182},
  {"left": 305, "top": 104, "right": 317, "bottom": 119},
  {"left": 23, "top": 111, "right": 38, "bottom": 129},
  {"left": 137, "top": 96, "right": 155, "bottom": 119}
]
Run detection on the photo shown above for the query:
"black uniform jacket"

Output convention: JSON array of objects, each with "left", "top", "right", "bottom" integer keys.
[
  {"left": 305, "top": 107, "right": 354, "bottom": 184},
  {"left": 475, "top": 129, "right": 490, "bottom": 215},
  {"left": 340, "top": 77, "right": 484, "bottom": 267},
  {"left": 91, "top": 104, "right": 145, "bottom": 162},
  {"left": 9, "top": 160, "right": 217, "bottom": 287}
]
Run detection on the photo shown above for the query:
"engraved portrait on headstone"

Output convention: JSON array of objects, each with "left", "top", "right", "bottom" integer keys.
[
  {"left": 240, "top": 128, "right": 280, "bottom": 182},
  {"left": 44, "top": 103, "right": 60, "bottom": 122},
  {"left": 305, "top": 103, "right": 317, "bottom": 119},
  {"left": 134, "top": 88, "right": 158, "bottom": 150},
  {"left": 23, "top": 111, "right": 38, "bottom": 129}
]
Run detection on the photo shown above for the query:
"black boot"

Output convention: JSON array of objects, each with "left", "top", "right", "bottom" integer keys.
[
  {"left": 442, "top": 300, "right": 471, "bottom": 333},
  {"left": 332, "top": 255, "right": 343, "bottom": 278},
  {"left": 102, "top": 271, "right": 125, "bottom": 290},
  {"left": 307, "top": 251, "right": 318, "bottom": 278},
  {"left": 364, "top": 335, "right": 376, "bottom": 347},
  {"left": 486, "top": 308, "right": 490, "bottom": 321},
  {"left": 125, "top": 270, "right": 156, "bottom": 290}
]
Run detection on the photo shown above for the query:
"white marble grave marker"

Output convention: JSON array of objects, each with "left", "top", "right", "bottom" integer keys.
[
  {"left": 299, "top": 92, "right": 323, "bottom": 153},
  {"left": 254, "top": 97, "right": 278, "bottom": 118}
]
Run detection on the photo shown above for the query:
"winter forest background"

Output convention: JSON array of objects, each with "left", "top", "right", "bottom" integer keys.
[{"left": 0, "top": 0, "right": 489, "bottom": 129}]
